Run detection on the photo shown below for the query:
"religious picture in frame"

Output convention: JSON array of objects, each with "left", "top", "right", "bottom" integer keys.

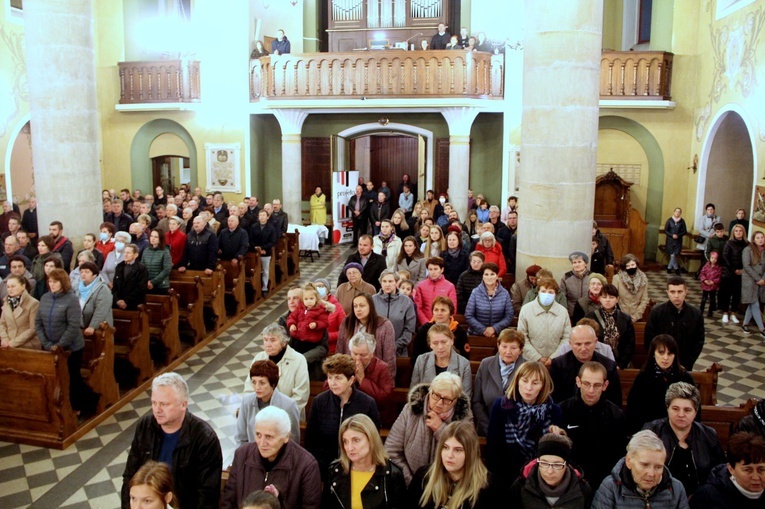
[
  {"left": 752, "top": 185, "right": 765, "bottom": 228},
  {"left": 205, "top": 143, "right": 241, "bottom": 193}
]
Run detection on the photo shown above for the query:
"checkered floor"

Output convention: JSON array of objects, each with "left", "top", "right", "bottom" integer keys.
[{"left": 1, "top": 250, "right": 763, "bottom": 509}]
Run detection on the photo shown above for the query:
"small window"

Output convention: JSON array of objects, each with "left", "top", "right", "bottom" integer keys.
[{"left": 638, "top": 0, "right": 652, "bottom": 44}]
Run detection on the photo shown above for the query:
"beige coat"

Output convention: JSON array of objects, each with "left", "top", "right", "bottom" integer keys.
[
  {"left": 614, "top": 273, "right": 649, "bottom": 320},
  {"left": 517, "top": 298, "right": 571, "bottom": 361},
  {"left": 0, "top": 291, "right": 41, "bottom": 349}
]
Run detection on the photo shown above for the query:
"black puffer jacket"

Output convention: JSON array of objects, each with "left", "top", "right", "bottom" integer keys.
[
  {"left": 440, "top": 248, "right": 470, "bottom": 285},
  {"left": 509, "top": 460, "right": 593, "bottom": 509},
  {"left": 723, "top": 238, "right": 748, "bottom": 277},
  {"left": 324, "top": 459, "right": 406, "bottom": 509},
  {"left": 456, "top": 267, "right": 483, "bottom": 314}
]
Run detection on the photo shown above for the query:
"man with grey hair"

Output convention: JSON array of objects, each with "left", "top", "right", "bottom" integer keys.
[
  {"left": 222, "top": 406, "right": 320, "bottom": 509},
  {"left": 122, "top": 372, "right": 222, "bottom": 509},
  {"left": 242, "top": 322, "right": 310, "bottom": 417},
  {"left": 349, "top": 332, "right": 394, "bottom": 405},
  {"left": 592, "top": 429, "right": 688, "bottom": 508}
]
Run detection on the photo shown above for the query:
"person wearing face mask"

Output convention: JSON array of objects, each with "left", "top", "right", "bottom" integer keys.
[
  {"left": 313, "top": 277, "right": 346, "bottom": 354},
  {"left": 101, "top": 231, "right": 131, "bottom": 287},
  {"left": 614, "top": 253, "right": 649, "bottom": 322},
  {"left": 95, "top": 222, "right": 116, "bottom": 259},
  {"left": 518, "top": 277, "right": 571, "bottom": 367}
]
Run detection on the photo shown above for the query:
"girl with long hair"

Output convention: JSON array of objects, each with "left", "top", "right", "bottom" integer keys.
[
  {"left": 336, "top": 293, "right": 397, "bottom": 380},
  {"left": 410, "top": 421, "right": 500, "bottom": 508},
  {"left": 396, "top": 236, "right": 427, "bottom": 284},
  {"left": 741, "top": 230, "right": 765, "bottom": 336},
  {"left": 128, "top": 461, "right": 178, "bottom": 509},
  {"left": 422, "top": 226, "right": 446, "bottom": 259}
]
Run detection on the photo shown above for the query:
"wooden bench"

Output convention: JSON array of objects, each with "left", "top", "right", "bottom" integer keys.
[
  {"left": 619, "top": 362, "right": 722, "bottom": 407},
  {"left": 0, "top": 347, "right": 78, "bottom": 448},
  {"left": 467, "top": 335, "right": 498, "bottom": 362},
  {"left": 274, "top": 235, "right": 289, "bottom": 289},
  {"left": 701, "top": 399, "right": 757, "bottom": 451},
  {"left": 146, "top": 290, "right": 182, "bottom": 363},
  {"left": 171, "top": 277, "right": 206, "bottom": 343},
  {"left": 171, "top": 267, "right": 227, "bottom": 330},
  {"left": 113, "top": 306, "right": 153, "bottom": 386},
  {"left": 633, "top": 321, "right": 647, "bottom": 368},
  {"left": 219, "top": 260, "right": 247, "bottom": 315},
  {"left": 244, "top": 251, "right": 264, "bottom": 301},
  {"left": 286, "top": 230, "right": 301, "bottom": 277},
  {"left": 81, "top": 322, "right": 120, "bottom": 414}
]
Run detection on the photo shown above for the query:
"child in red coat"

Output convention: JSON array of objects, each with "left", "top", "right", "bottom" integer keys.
[
  {"left": 287, "top": 283, "right": 330, "bottom": 355},
  {"left": 700, "top": 251, "right": 723, "bottom": 318}
]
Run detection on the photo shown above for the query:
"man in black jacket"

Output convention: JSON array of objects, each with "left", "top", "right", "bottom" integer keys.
[
  {"left": 560, "top": 361, "right": 627, "bottom": 491},
  {"left": 270, "top": 199, "right": 289, "bottom": 234},
  {"left": 250, "top": 209, "right": 278, "bottom": 293},
  {"left": 336, "top": 235, "right": 386, "bottom": 291},
  {"left": 179, "top": 216, "right": 218, "bottom": 275},
  {"left": 645, "top": 276, "right": 705, "bottom": 370},
  {"left": 217, "top": 215, "right": 249, "bottom": 266},
  {"left": 550, "top": 324, "right": 622, "bottom": 407},
  {"left": 430, "top": 23, "right": 450, "bottom": 49},
  {"left": 112, "top": 244, "right": 148, "bottom": 310},
  {"left": 121, "top": 372, "right": 222, "bottom": 509},
  {"left": 106, "top": 198, "right": 134, "bottom": 233},
  {"left": 347, "top": 185, "right": 368, "bottom": 247}
]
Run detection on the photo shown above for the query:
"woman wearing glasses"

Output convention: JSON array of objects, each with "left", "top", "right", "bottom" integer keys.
[
  {"left": 509, "top": 433, "right": 592, "bottom": 507},
  {"left": 409, "top": 421, "right": 503, "bottom": 507},
  {"left": 385, "top": 372, "right": 473, "bottom": 486}
]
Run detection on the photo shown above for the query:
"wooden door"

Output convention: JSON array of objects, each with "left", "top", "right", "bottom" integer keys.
[{"left": 369, "top": 135, "right": 418, "bottom": 205}]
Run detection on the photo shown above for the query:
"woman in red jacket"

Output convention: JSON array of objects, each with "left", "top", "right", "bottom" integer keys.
[{"left": 475, "top": 231, "right": 507, "bottom": 277}]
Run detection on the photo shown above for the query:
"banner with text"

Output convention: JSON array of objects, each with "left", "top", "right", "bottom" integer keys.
[{"left": 332, "top": 170, "right": 359, "bottom": 244}]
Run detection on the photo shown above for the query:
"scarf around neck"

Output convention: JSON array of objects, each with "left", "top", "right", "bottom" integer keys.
[
  {"left": 78, "top": 279, "right": 96, "bottom": 302},
  {"left": 617, "top": 268, "right": 647, "bottom": 294},
  {"left": 504, "top": 399, "right": 551, "bottom": 456}
]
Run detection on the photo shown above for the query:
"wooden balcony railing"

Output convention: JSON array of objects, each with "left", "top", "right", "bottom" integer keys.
[
  {"left": 600, "top": 51, "right": 674, "bottom": 101},
  {"left": 250, "top": 50, "right": 504, "bottom": 101},
  {"left": 118, "top": 60, "right": 201, "bottom": 104}
]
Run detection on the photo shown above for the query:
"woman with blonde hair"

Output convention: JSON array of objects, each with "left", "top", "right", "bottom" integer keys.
[
  {"left": 323, "top": 414, "right": 406, "bottom": 508},
  {"left": 391, "top": 208, "right": 411, "bottom": 239},
  {"left": 421, "top": 226, "right": 446, "bottom": 259},
  {"left": 128, "top": 460, "right": 177, "bottom": 509},
  {"left": 486, "top": 361, "right": 563, "bottom": 480},
  {"left": 409, "top": 421, "right": 501, "bottom": 508}
]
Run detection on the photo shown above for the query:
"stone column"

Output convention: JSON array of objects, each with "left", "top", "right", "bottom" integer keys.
[
  {"left": 24, "top": 0, "right": 103, "bottom": 245},
  {"left": 442, "top": 107, "right": 479, "bottom": 221},
  {"left": 273, "top": 109, "right": 308, "bottom": 223},
  {"left": 516, "top": 0, "right": 603, "bottom": 280}
]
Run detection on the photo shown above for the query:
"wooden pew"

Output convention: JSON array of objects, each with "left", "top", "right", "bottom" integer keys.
[
  {"left": 171, "top": 267, "right": 226, "bottom": 330},
  {"left": 286, "top": 230, "right": 301, "bottom": 277},
  {"left": 619, "top": 362, "right": 722, "bottom": 407},
  {"left": 81, "top": 322, "right": 120, "bottom": 414},
  {"left": 467, "top": 335, "right": 498, "bottom": 362},
  {"left": 219, "top": 260, "right": 247, "bottom": 315},
  {"left": 146, "top": 290, "right": 182, "bottom": 363},
  {"left": 701, "top": 399, "right": 757, "bottom": 451},
  {"left": 245, "top": 251, "right": 264, "bottom": 301},
  {"left": 0, "top": 347, "right": 78, "bottom": 448},
  {"left": 171, "top": 278, "right": 206, "bottom": 343},
  {"left": 632, "top": 321, "right": 647, "bottom": 368},
  {"left": 274, "top": 235, "right": 289, "bottom": 289},
  {"left": 113, "top": 306, "right": 153, "bottom": 385}
]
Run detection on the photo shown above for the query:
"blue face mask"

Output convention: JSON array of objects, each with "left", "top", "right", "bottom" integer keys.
[
  {"left": 114, "top": 241, "right": 125, "bottom": 252},
  {"left": 538, "top": 292, "right": 555, "bottom": 307},
  {"left": 317, "top": 287, "right": 328, "bottom": 299},
  {"left": 99, "top": 232, "right": 108, "bottom": 241}
]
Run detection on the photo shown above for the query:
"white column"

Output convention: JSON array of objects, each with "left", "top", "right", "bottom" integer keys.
[
  {"left": 273, "top": 109, "right": 308, "bottom": 223},
  {"left": 442, "top": 107, "right": 479, "bottom": 221},
  {"left": 24, "top": 0, "right": 103, "bottom": 243},
  {"left": 517, "top": 0, "right": 603, "bottom": 279}
]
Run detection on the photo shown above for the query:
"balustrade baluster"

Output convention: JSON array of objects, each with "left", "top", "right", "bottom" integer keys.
[
  {"left": 632, "top": 61, "right": 638, "bottom": 96},
  {"left": 644, "top": 59, "right": 650, "bottom": 96},
  {"left": 607, "top": 61, "right": 614, "bottom": 96},
  {"left": 619, "top": 61, "right": 625, "bottom": 96}
]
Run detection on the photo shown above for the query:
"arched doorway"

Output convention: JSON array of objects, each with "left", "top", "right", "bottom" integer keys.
[
  {"left": 698, "top": 109, "right": 755, "bottom": 231},
  {"left": 598, "top": 116, "right": 665, "bottom": 260},
  {"left": 149, "top": 133, "right": 190, "bottom": 194},
  {"left": 131, "top": 119, "right": 198, "bottom": 194},
  {"left": 6, "top": 118, "right": 33, "bottom": 209}
]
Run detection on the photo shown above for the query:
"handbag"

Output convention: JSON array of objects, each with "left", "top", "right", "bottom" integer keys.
[{"left": 693, "top": 235, "right": 706, "bottom": 244}]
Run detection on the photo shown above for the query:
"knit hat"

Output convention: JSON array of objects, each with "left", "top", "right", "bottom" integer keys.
[
  {"left": 537, "top": 436, "right": 571, "bottom": 462},
  {"left": 526, "top": 265, "right": 542, "bottom": 276},
  {"left": 589, "top": 273, "right": 607, "bottom": 286},
  {"left": 447, "top": 224, "right": 462, "bottom": 234},
  {"left": 344, "top": 262, "right": 363, "bottom": 275},
  {"left": 313, "top": 277, "right": 331, "bottom": 292},
  {"left": 569, "top": 251, "right": 589, "bottom": 264}
]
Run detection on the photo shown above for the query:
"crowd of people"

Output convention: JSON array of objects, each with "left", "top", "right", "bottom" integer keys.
[{"left": 3, "top": 182, "right": 763, "bottom": 509}]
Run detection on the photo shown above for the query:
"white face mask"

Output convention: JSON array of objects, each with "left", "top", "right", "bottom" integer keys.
[
  {"left": 538, "top": 292, "right": 555, "bottom": 307},
  {"left": 439, "top": 197, "right": 446, "bottom": 204},
  {"left": 114, "top": 241, "right": 125, "bottom": 252}
]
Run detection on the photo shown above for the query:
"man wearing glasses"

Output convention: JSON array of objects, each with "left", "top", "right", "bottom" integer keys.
[
  {"left": 509, "top": 433, "right": 593, "bottom": 505},
  {"left": 560, "top": 361, "right": 628, "bottom": 491}
]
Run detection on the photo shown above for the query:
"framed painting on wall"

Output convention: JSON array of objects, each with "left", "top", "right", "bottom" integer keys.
[
  {"left": 205, "top": 143, "right": 241, "bottom": 194},
  {"left": 753, "top": 185, "right": 765, "bottom": 228}
]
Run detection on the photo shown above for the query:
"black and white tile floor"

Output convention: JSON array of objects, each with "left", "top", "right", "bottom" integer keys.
[{"left": 1, "top": 249, "right": 763, "bottom": 508}]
